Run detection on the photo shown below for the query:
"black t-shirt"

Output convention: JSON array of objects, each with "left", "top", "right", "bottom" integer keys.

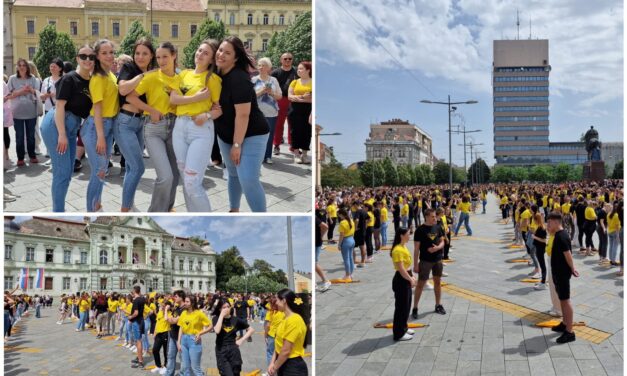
[
  {"left": 213, "top": 315, "right": 249, "bottom": 348},
  {"left": 392, "top": 204, "right": 400, "bottom": 221},
  {"left": 234, "top": 300, "right": 248, "bottom": 318},
  {"left": 414, "top": 223, "right": 445, "bottom": 262},
  {"left": 55, "top": 71, "right": 92, "bottom": 119},
  {"left": 117, "top": 62, "right": 147, "bottom": 108},
  {"left": 168, "top": 305, "right": 184, "bottom": 340},
  {"left": 355, "top": 209, "right": 367, "bottom": 234},
  {"left": 533, "top": 227, "right": 547, "bottom": 250},
  {"left": 575, "top": 203, "right": 586, "bottom": 224},
  {"left": 215, "top": 68, "right": 269, "bottom": 144},
  {"left": 596, "top": 208, "right": 607, "bottom": 227},
  {"left": 271, "top": 67, "right": 296, "bottom": 97},
  {"left": 550, "top": 230, "right": 573, "bottom": 278},
  {"left": 315, "top": 217, "right": 323, "bottom": 247},
  {"left": 374, "top": 208, "right": 381, "bottom": 228},
  {"left": 129, "top": 296, "right": 146, "bottom": 323}
]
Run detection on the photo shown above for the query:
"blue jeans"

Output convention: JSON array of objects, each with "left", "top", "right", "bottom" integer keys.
[
  {"left": 455, "top": 212, "right": 472, "bottom": 236},
  {"left": 144, "top": 116, "right": 179, "bottom": 212},
  {"left": 80, "top": 116, "right": 114, "bottom": 211},
  {"left": 113, "top": 112, "right": 145, "bottom": 209},
  {"left": 266, "top": 335, "right": 275, "bottom": 366},
  {"left": 142, "top": 316, "right": 151, "bottom": 350},
  {"left": 264, "top": 116, "right": 277, "bottom": 160},
  {"left": 609, "top": 232, "right": 620, "bottom": 262},
  {"left": 218, "top": 134, "right": 268, "bottom": 212},
  {"left": 77, "top": 311, "right": 87, "bottom": 330},
  {"left": 40, "top": 109, "right": 82, "bottom": 212},
  {"left": 172, "top": 116, "right": 214, "bottom": 212},
  {"left": 165, "top": 335, "right": 179, "bottom": 376},
  {"left": 180, "top": 334, "right": 203, "bottom": 376},
  {"left": 401, "top": 216, "right": 408, "bottom": 229},
  {"left": 482, "top": 200, "right": 487, "bottom": 213},
  {"left": 118, "top": 315, "right": 126, "bottom": 339},
  {"left": 381, "top": 221, "right": 388, "bottom": 246},
  {"left": 13, "top": 117, "right": 37, "bottom": 160},
  {"left": 35, "top": 305, "right": 41, "bottom": 318},
  {"left": 340, "top": 236, "right": 355, "bottom": 276}
]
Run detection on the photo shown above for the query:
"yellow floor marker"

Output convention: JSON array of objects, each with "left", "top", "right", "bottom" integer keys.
[
  {"left": 442, "top": 259, "right": 455, "bottom": 264},
  {"left": 508, "top": 244, "right": 524, "bottom": 248},
  {"left": 329, "top": 278, "right": 360, "bottom": 283},
  {"left": 536, "top": 320, "right": 586, "bottom": 328},
  {"left": 245, "top": 370, "right": 261, "bottom": 376},
  {"left": 374, "top": 322, "right": 427, "bottom": 329},
  {"left": 507, "top": 258, "right": 529, "bottom": 263},
  {"left": 144, "top": 365, "right": 157, "bottom": 371},
  {"left": 381, "top": 246, "right": 392, "bottom": 250},
  {"left": 520, "top": 278, "right": 541, "bottom": 283}
]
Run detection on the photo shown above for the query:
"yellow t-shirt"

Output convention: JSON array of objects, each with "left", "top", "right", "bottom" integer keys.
[
  {"left": 107, "top": 298, "right": 119, "bottom": 313},
  {"left": 367, "top": 211, "right": 375, "bottom": 227},
  {"left": 155, "top": 310, "right": 171, "bottom": 334},
  {"left": 174, "top": 69, "right": 222, "bottom": 116},
  {"left": 339, "top": 219, "right": 355, "bottom": 237},
  {"left": 89, "top": 71, "right": 119, "bottom": 117},
  {"left": 391, "top": 244, "right": 411, "bottom": 271},
  {"left": 520, "top": 209, "right": 532, "bottom": 231},
  {"left": 124, "top": 302, "right": 132, "bottom": 315},
  {"left": 561, "top": 203, "right": 571, "bottom": 214},
  {"left": 247, "top": 299, "right": 255, "bottom": 307},
  {"left": 274, "top": 313, "right": 306, "bottom": 358},
  {"left": 459, "top": 202, "right": 471, "bottom": 214},
  {"left": 401, "top": 204, "right": 409, "bottom": 216},
  {"left": 268, "top": 310, "right": 285, "bottom": 338},
  {"left": 134, "top": 70, "right": 180, "bottom": 115},
  {"left": 585, "top": 207, "right": 597, "bottom": 221},
  {"left": 79, "top": 298, "right": 90, "bottom": 313},
  {"left": 326, "top": 204, "right": 337, "bottom": 219},
  {"left": 289, "top": 78, "right": 312, "bottom": 96},
  {"left": 542, "top": 196, "right": 548, "bottom": 208},
  {"left": 179, "top": 309, "right": 211, "bottom": 335},
  {"left": 608, "top": 213, "right": 621, "bottom": 234},
  {"left": 441, "top": 215, "right": 449, "bottom": 232},
  {"left": 500, "top": 196, "right": 508, "bottom": 206},
  {"left": 381, "top": 207, "right": 388, "bottom": 222},
  {"left": 546, "top": 234, "right": 554, "bottom": 257}
]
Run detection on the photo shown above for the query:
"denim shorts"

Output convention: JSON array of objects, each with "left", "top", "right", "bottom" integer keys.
[
  {"left": 315, "top": 246, "right": 322, "bottom": 263},
  {"left": 130, "top": 320, "right": 143, "bottom": 339}
]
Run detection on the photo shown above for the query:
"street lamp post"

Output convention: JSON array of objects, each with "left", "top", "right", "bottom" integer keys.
[
  {"left": 421, "top": 96, "right": 478, "bottom": 197},
  {"left": 452, "top": 123, "right": 482, "bottom": 186}
]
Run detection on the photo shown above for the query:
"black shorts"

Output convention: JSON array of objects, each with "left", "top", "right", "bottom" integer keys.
[
  {"left": 552, "top": 274, "right": 571, "bottom": 300},
  {"left": 354, "top": 232, "right": 365, "bottom": 246},
  {"left": 418, "top": 260, "right": 443, "bottom": 281}
]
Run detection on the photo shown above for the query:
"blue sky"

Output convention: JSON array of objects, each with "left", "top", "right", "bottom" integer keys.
[
  {"left": 15, "top": 216, "right": 312, "bottom": 274},
  {"left": 316, "top": 0, "right": 624, "bottom": 166}
]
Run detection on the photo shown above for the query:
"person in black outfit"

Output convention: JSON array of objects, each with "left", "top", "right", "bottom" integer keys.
[
  {"left": 574, "top": 197, "right": 587, "bottom": 250},
  {"left": 596, "top": 203, "right": 608, "bottom": 261},
  {"left": 270, "top": 53, "right": 296, "bottom": 154},
  {"left": 412, "top": 208, "right": 447, "bottom": 318},
  {"left": 353, "top": 202, "right": 368, "bottom": 267},
  {"left": 373, "top": 203, "right": 382, "bottom": 252},
  {"left": 532, "top": 212, "right": 548, "bottom": 290},
  {"left": 128, "top": 286, "right": 146, "bottom": 369},
  {"left": 547, "top": 212, "right": 579, "bottom": 344},
  {"left": 233, "top": 296, "right": 250, "bottom": 340},
  {"left": 213, "top": 297, "right": 254, "bottom": 376},
  {"left": 392, "top": 197, "right": 401, "bottom": 236}
]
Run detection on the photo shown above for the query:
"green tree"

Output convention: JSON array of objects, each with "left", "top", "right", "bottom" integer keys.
[
  {"left": 215, "top": 246, "right": 245, "bottom": 290},
  {"left": 613, "top": 160, "right": 623, "bottom": 179},
  {"left": 320, "top": 165, "right": 363, "bottom": 188},
  {"left": 188, "top": 236, "right": 206, "bottom": 246},
  {"left": 491, "top": 166, "right": 512, "bottom": 183},
  {"left": 182, "top": 19, "right": 228, "bottom": 69},
  {"left": 360, "top": 160, "right": 385, "bottom": 187},
  {"left": 511, "top": 166, "right": 529, "bottom": 182},
  {"left": 453, "top": 167, "right": 465, "bottom": 184},
  {"left": 381, "top": 158, "right": 398, "bottom": 186},
  {"left": 433, "top": 161, "right": 451, "bottom": 184},
  {"left": 264, "top": 11, "right": 311, "bottom": 66},
  {"left": 33, "top": 25, "right": 76, "bottom": 80},
  {"left": 225, "top": 275, "right": 287, "bottom": 294},
  {"left": 397, "top": 164, "right": 415, "bottom": 186},
  {"left": 273, "top": 269, "right": 288, "bottom": 285},
  {"left": 529, "top": 165, "right": 553, "bottom": 182},
  {"left": 252, "top": 259, "right": 274, "bottom": 276},
  {"left": 119, "top": 20, "right": 152, "bottom": 57},
  {"left": 467, "top": 158, "right": 491, "bottom": 184},
  {"left": 553, "top": 163, "right": 571, "bottom": 183}
]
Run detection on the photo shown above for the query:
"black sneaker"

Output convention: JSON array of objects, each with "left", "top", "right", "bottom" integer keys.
[
  {"left": 556, "top": 331, "right": 576, "bottom": 344},
  {"left": 435, "top": 304, "right": 446, "bottom": 315},
  {"left": 74, "top": 159, "right": 82, "bottom": 172},
  {"left": 247, "top": 337, "right": 252, "bottom": 342},
  {"left": 131, "top": 358, "right": 139, "bottom": 364},
  {"left": 411, "top": 307, "right": 418, "bottom": 319},
  {"left": 551, "top": 322, "right": 567, "bottom": 333},
  {"left": 131, "top": 362, "right": 144, "bottom": 369}
]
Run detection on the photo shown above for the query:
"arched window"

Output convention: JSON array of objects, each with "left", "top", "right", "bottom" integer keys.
[
  {"left": 99, "top": 250, "right": 108, "bottom": 265},
  {"left": 263, "top": 14, "right": 269, "bottom": 25}
]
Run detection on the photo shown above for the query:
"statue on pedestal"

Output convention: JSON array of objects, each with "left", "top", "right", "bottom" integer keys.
[{"left": 584, "top": 126, "right": 602, "bottom": 161}]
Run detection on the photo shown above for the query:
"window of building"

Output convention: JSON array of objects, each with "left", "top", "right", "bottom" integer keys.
[
  {"left": 494, "top": 106, "right": 549, "bottom": 112},
  {"left": 26, "top": 247, "right": 35, "bottom": 262},
  {"left": 80, "top": 251, "right": 87, "bottom": 264},
  {"left": 215, "top": 13, "right": 220, "bottom": 22},
  {"left": 494, "top": 76, "right": 548, "bottom": 82},
  {"left": 45, "top": 277, "right": 53, "bottom": 290},
  {"left": 63, "top": 250, "right": 71, "bottom": 264},
  {"left": 263, "top": 14, "right": 269, "bottom": 25},
  {"left": 92, "top": 21, "right": 99, "bottom": 36},
  {"left": 70, "top": 21, "right": 78, "bottom": 36},
  {"left": 494, "top": 125, "right": 549, "bottom": 132},
  {"left": 246, "top": 39, "right": 253, "bottom": 50},
  {"left": 153, "top": 278, "right": 158, "bottom": 290},
  {"left": 494, "top": 96, "right": 548, "bottom": 103},
  {"left": 5, "top": 277, "right": 14, "bottom": 290},
  {"left": 49, "top": 20, "right": 56, "bottom": 26},
  {"left": 152, "top": 24, "right": 159, "bottom": 37},
  {"left": 198, "top": 261, "right": 202, "bottom": 271},
  {"left": 496, "top": 67, "right": 545, "bottom": 73},
  {"left": 171, "top": 24, "right": 178, "bottom": 38},
  {"left": 199, "top": 281, "right": 203, "bottom": 291},
  {"left": 189, "top": 260, "right": 193, "bottom": 271},
  {"left": 190, "top": 24, "right": 197, "bottom": 37},
  {"left": 247, "top": 13, "right": 253, "bottom": 25},
  {"left": 179, "top": 280, "right": 184, "bottom": 287},
  {"left": 208, "top": 262, "right": 213, "bottom": 271},
  {"left": 494, "top": 86, "right": 548, "bottom": 92},
  {"left": 28, "top": 277, "right": 33, "bottom": 290},
  {"left": 494, "top": 116, "right": 548, "bottom": 122},
  {"left": 138, "top": 218, "right": 142, "bottom": 225},
  {"left": 99, "top": 249, "right": 108, "bottom": 265},
  {"left": 189, "top": 280, "right": 194, "bottom": 290},
  {"left": 27, "top": 20, "right": 35, "bottom": 34},
  {"left": 119, "top": 278, "right": 126, "bottom": 289},
  {"left": 262, "top": 39, "right": 268, "bottom": 51},
  {"left": 46, "top": 249, "right": 54, "bottom": 263},
  {"left": 100, "top": 278, "right": 107, "bottom": 290},
  {"left": 80, "top": 277, "right": 87, "bottom": 290},
  {"left": 179, "top": 259, "right": 184, "bottom": 271},
  {"left": 112, "top": 22, "right": 120, "bottom": 37},
  {"left": 5, "top": 245, "right": 12, "bottom": 260},
  {"left": 230, "top": 14, "right": 235, "bottom": 25},
  {"left": 279, "top": 14, "right": 285, "bottom": 25},
  {"left": 28, "top": 47, "right": 36, "bottom": 60}
]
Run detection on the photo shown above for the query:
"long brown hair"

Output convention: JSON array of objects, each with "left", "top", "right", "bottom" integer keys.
[
  {"left": 93, "top": 39, "right": 115, "bottom": 76},
  {"left": 15, "top": 58, "right": 31, "bottom": 78},
  {"left": 534, "top": 212, "right": 545, "bottom": 230}
]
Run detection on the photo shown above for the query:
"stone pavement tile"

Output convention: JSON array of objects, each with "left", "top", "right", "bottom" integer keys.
[
  {"left": 591, "top": 342, "right": 624, "bottom": 375},
  {"left": 480, "top": 352, "right": 505, "bottom": 374},
  {"left": 411, "top": 346, "right": 438, "bottom": 363},
  {"left": 406, "top": 361, "right": 435, "bottom": 376},
  {"left": 391, "top": 342, "right": 419, "bottom": 360},
  {"left": 459, "top": 344, "right": 482, "bottom": 361},
  {"left": 528, "top": 353, "right": 557, "bottom": 376},
  {"left": 317, "top": 362, "right": 340, "bottom": 375},
  {"left": 547, "top": 339, "right": 575, "bottom": 359},
  {"left": 431, "top": 350, "right": 460, "bottom": 372},
  {"left": 454, "top": 360, "right": 481, "bottom": 376},
  {"left": 356, "top": 361, "right": 388, "bottom": 376},
  {"left": 505, "top": 360, "right": 531, "bottom": 376},
  {"left": 381, "top": 357, "right": 412, "bottom": 376},
  {"left": 315, "top": 338, "right": 340, "bottom": 360},
  {"left": 321, "top": 340, "right": 353, "bottom": 363},
  {"left": 568, "top": 343, "right": 599, "bottom": 360},
  {"left": 461, "top": 331, "right": 483, "bottom": 345},
  {"left": 552, "top": 357, "right": 582, "bottom": 376},
  {"left": 575, "top": 359, "right": 610, "bottom": 376},
  {"left": 482, "top": 338, "right": 504, "bottom": 353},
  {"left": 332, "top": 357, "right": 367, "bottom": 376},
  {"left": 612, "top": 344, "right": 622, "bottom": 359}
]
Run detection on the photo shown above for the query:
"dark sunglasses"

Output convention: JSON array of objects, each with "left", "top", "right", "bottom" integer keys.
[
  {"left": 78, "top": 54, "right": 96, "bottom": 61},
  {"left": 283, "top": 57, "right": 293, "bottom": 60}
]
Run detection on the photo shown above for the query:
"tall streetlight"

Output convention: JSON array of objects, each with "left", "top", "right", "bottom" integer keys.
[
  {"left": 466, "top": 142, "right": 484, "bottom": 184},
  {"left": 452, "top": 124, "right": 482, "bottom": 186},
  {"left": 421, "top": 96, "right": 478, "bottom": 197},
  {"left": 475, "top": 151, "right": 486, "bottom": 184}
]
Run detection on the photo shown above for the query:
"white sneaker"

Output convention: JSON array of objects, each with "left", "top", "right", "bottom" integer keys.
[
  {"left": 321, "top": 281, "right": 332, "bottom": 292},
  {"left": 425, "top": 281, "right": 434, "bottom": 290},
  {"left": 548, "top": 310, "right": 562, "bottom": 317},
  {"left": 130, "top": 345, "right": 137, "bottom": 352},
  {"left": 530, "top": 273, "right": 541, "bottom": 279},
  {"left": 159, "top": 368, "right": 167, "bottom": 375},
  {"left": 151, "top": 367, "right": 161, "bottom": 373},
  {"left": 406, "top": 329, "right": 415, "bottom": 335},
  {"left": 533, "top": 283, "right": 546, "bottom": 290},
  {"left": 441, "top": 272, "right": 449, "bottom": 277},
  {"left": 398, "top": 333, "right": 413, "bottom": 341}
]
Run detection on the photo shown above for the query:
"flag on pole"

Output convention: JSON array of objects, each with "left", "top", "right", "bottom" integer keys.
[
  {"left": 35, "top": 268, "right": 44, "bottom": 289},
  {"left": 18, "top": 268, "right": 29, "bottom": 290}
]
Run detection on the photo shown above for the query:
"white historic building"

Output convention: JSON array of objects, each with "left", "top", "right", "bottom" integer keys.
[
  {"left": 4, "top": 216, "right": 217, "bottom": 296},
  {"left": 365, "top": 119, "right": 434, "bottom": 166}
]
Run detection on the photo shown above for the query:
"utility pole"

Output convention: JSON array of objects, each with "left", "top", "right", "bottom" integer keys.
[
  {"left": 466, "top": 142, "right": 484, "bottom": 185},
  {"left": 454, "top": 124, "right": 481, "bottom": 187},
  {"left": 287, "top": 217, "right": 294, "bottom": 290}
]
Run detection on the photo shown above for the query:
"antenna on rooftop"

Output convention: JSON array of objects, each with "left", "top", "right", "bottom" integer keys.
[
  {"left": 516, "top": 9, "right": 520, "bottom": 40},
  {"left": 529, "top": 17, "right": 532, "bottom": 39}
]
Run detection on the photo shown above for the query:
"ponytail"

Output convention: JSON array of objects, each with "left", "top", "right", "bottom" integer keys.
[
  {"left": 390, "top": 227, "right": 409, "bottom": 258},
  {"left": 276, "top": 289, "right": 310, "bottom": 348}
]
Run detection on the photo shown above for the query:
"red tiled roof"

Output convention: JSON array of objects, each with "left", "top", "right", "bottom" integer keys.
[{"left": 13, "top": 0, "right": 206, "bottom": 12}]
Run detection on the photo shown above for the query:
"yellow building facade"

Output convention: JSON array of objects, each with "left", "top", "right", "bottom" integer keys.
[{"left": 7, "top": 0, "right": 310, "bottom": 73}]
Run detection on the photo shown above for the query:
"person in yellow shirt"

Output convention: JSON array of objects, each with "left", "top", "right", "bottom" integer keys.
[
  {"left": 389, "top": 228, "right": 416, "bottom": 341},
  {"left": 326, "top": 199, "right": 338, "bottom": 244},
  {"left": 151, "top": 300, "right": 172, "bottom": 373},
  {"left": 583, "top": 201, "right": 598, "bottom": 255},
  {"left": 337, "top": 208, "right": 356, "bottom": 280},
  {"left": 212, "top": 297, "right": 254, "bottom": 376},
  {"left": 607, "top": 202, "right": 622, "bottom": 265},
  {"left": 481, "top": 190, "right": 488, "bottom": 214},
  {"left": 269, "top": 289, "right": 309, "bottom": 375},
  {"left": 379, "top": 201, "right": 389, "bottom": 247},
  {"left": 287, "top": 61, "right": 312, "bottom": 163},
  {"left": 365, "top": 203, "right": 375, "bottom": 260},
  {"left": 177, "top": 296, "right": 213, "bottom": 376},
  {"left": 76, "top": 293, "right": 90, "bottom": 331},
  {"left": 168, "top": 39, "right": 223, "bottom": 212},
  {"left": 81, "top": 39, "right": 119, "bottom": 212},
  {"left": 106, "top": 293, "right": 119, "bottom": 336},
  {"left": 264, "top": 297, "right": 284, "bottom": 367},
  {"left": 401, "top": 200, "right": 410, "bottom": 229},
  {"left": 454, "top": 196, "right": 473, "bottom": 236}
]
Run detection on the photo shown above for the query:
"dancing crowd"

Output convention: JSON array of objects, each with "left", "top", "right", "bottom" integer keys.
[
  {"left": 316, "top": 179, "right": 623, "bottom": 344},
  {"left": 4, "top": 286, "right": 311, "bottom": 375},
  {"left": 4, "top": 37, "right": 312, "bottom": 213}
]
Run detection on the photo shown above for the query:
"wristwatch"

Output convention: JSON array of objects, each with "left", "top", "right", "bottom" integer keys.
[{"left": 233, "top": 143, "right": 241, "bottom": 148}]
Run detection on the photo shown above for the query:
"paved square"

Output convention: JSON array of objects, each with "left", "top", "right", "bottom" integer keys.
[
  {"left": 316, "top": 194, "right": 623, "bottom": 376},
  {"left": 4, "top": 123, "right": 312, "bottom": 213}
]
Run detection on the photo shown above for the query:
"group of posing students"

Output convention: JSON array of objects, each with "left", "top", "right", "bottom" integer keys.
[{"left": 5, "top": 36, "right": 312, "bottom": 213}]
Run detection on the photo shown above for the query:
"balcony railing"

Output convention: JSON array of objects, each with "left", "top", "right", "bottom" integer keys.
[{"left": 116, "top": 263, "right": 161, "bottom": 271}]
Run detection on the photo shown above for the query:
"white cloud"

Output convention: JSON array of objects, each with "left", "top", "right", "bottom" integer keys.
[{"left": 317, "top": 0, "right": 623, "bottom": 106}]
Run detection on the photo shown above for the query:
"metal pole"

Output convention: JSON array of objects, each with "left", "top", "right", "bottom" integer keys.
[
  {"left": 463, "top": 127, "right": 467, "bottom": 186},
  {"left": 150, "top": 0, "right": 153, "bottom": 35},
  {"left": 287, "top": 217, "right": 294, "bottom": 291},
  {"left": 448, "top": 95, "right": 452, "bottom": 197},
  {"left": 469, "top": 144, "right": 474, "bottom": 185}
]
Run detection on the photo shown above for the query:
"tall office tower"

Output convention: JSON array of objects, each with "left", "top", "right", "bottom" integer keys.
[{"left": 493, "top": 40, "right": 550, "bottom": 166}]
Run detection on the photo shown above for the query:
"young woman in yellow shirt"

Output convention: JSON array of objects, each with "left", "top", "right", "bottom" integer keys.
[
  {"left": 287, "top": 62, "right": 312, "bottom": 164},
  {"left": 390, "top": 227, "right": 416, "bottom": 341},
  {"left": 337, "top": 208, "right": 356, "bottom": 281},
  {"left": 268, "top": 289, "right": 310, "bottom": 375},
  {"left": 177, "top": 296, "right": 212, "bottom": 376}
]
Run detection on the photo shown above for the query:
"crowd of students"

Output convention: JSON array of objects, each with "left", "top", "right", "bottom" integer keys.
[
  {"left": 4, "top": 287, "right": 311, "bottom": 375},
  {"left": 4, "top": 38, "right": 313, "bottom": 213},
  {"left": 315, "top": 179, "right": 623, "bottom": 345}
]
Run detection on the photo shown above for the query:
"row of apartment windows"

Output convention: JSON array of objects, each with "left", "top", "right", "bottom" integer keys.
[
  {"left": 495, "top": 67, "right": 546, "bottom": 72},
  {"left": 495, "top": 116, "right": 549, "bottom": 122},
  {"left": 494, "top": 125, "right": 549, "bottom": 132},
  {"left": 494, "top": 76, "right": 548, "bottom": 82},
  {"left": 495, "top": 145, "right": 550, "bottom": 151},
  {"left": 494, "top": 86, "right": 549, "bottom": 92},
  {"left": 5, "top": 275, "right": 212, "bottom": 292},
  {"left": 494, "top": 136, "right": 549, "bottom": 141},
  {"left": 494, "top": 96, "right": 549, "bottom": 102},
  {"left": 494, "top": 106, "right": 549, "bottom": 112}
]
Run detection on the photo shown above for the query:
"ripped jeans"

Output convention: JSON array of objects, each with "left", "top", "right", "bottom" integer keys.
[
  {"left": 80, "top": 116, "right": 114, "bottom": 212},
  {"left": 172, "top": 116, "right": 213, "bottom": 212}
]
